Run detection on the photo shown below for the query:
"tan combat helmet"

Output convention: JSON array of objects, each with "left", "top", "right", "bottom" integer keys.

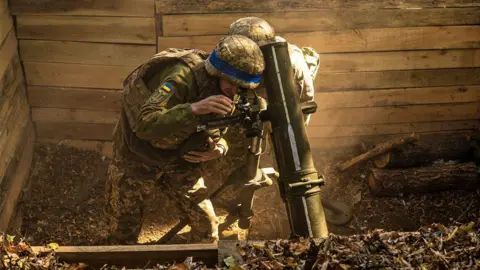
[
  {"left": 228, "top": 17, "right": 276, "bottom": 46},
  {"left": 205, "top": 35, "right": 264, "bottom": 89}
]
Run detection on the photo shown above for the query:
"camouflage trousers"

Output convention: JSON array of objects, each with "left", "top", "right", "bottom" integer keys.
[{"left": 105, "top": 157, "right": 218, "bottom": 244}]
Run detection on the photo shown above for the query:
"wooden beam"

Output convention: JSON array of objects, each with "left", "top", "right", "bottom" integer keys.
[
  {"left": 19, "top": 40, "right": 156, "bottom": 66},
  {"left": 316, "top": 68, "right": 480, "bottom": 90},
  {"left": 32, "top": 244, "right": 218, "bottom": 268},
  {"left": 16, "top": 16, "right": 156, "bottom": 44},
  {"left": 315, "top": 85, "right": 480, "bottom": 109},
  {"left": 306, "top": 120, "right": 479, "bottom": 138},
  {"left": 9, "top": 0, "right": 154, "bottom": 17},
  {"left": 162, "top": 8, "right": 480, "bottom": 36},
  {"left": 309, "top": 130, "right": 479, "bottom": 149},
  {"left": 309, "top": 102, "right": 480, "bottom": 126},
  {"left": 319, "top": 49, "right": 480, "bottom": 73},
  {"left": 0, "top": 31, "right": 18, "bottom": 79},
  {"left": 156, "top": 0, "right": 480, "bottom": 13},
  {"left": 0, "top": 121, "right": 34, "bottom": 231},
  {"left": 31, "top": 107, "right": 119, "bottom": 124},
  {"left": 23, "top": 62, "right": 133, "bottom": 89},
  {"left": 158, "top": 25, "right": 480, "bottom": 53},
  {"left": 28, "top": 86, "right": 122, "bottom": 112},
  {"left": 0, "top": 0, "right": 13, "bottom": 46},
  {"left": 35, "top": 122, "right": 116, "bottom": 141}
]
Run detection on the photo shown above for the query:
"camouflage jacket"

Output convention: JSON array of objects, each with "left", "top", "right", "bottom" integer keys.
[{"left": 113, "top": 49, "right": 229, "bottom": 168}]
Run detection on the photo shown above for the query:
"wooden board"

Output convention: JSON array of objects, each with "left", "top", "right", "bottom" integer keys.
[
  {"left": 158, "top": 25, "right": 480, "bottom": 53},
  {"left": 306, "top": 120, "right": 479, "bottom": 138},
  {"left": 32, "top": 108, "right": 119, "bottom": 124},
  {"left": 309, "top": 130, "right": 478, "bottom": 149},
  {"left": 309, "top": 102, "right": 480, "bottom": 126},
  {"left": 0, "top": 31, "right": 18, "bottom": 79},
  {"left": 16, "top": 16, "right": 156, "bottom": 44},
  {"left": 156, "top": 0, "right": 480, "bottom": 13},
  {"left": 28, "top": 86, "right": 122, "bottom": 112},
  {"left": 162, "top": 8, "right": 480, "bottom": 36},
  {"left": 316, "top": 68, "right": 480, "bottom": 90},
  {"left": 19, "top": 40, "right": 155, "bottom": 66},
  {"left": 0, "top": 54, "right": 22, "bottom": 97},
  {"left": 316, "top": 85, "right": 480, "bottom": 109},
  {"left": 23, "top": 62, "right": 133, "bottom": 89},
  {"left": 35, "top": 122, "right": 116, "bottom": 141},
  {"left": 0, "top": 0, "right": 13, "bottom": 46},
  {"left": 0, "top": 84, "right": 27, "bottom": 133},
  {"left": 9, "top": 0, "right": 154, "bottom": 17},
  {"left": 0, "top": 93, "right": 29, "bottom": 160},
  {"left": 32, "top": 244, "right": 218, "bottom": 268},
  {"left": 0, "top": 122, "right": 34, "bottom": 231},
  {"left": 320, "top": 49, "right": 480, "bottom": 73}
]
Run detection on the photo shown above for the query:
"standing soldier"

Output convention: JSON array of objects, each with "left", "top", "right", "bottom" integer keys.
[{"left": 105, "top": 35, "right": 265, "bottom": 244}]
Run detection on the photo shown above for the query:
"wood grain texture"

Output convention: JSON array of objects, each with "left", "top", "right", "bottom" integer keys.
[
  {"left": 19, "top": 40, "right": 155, "bottom": 66},
  {"left": 309, "top": 130, "right": 479, "bottom": 149},
  {"left": 0, "top": 122, "right": 34, "bottom": 231},
  {"left": 316, "top": 68, "right": 480, "bottom": 90},
  {"left": 35, "top": 122, "right": 116, "bottom": 141},
  {"left": 309, "top": 102, "right": 480, "bottom": 126},
  {"left": 0, "top": 0, "right": 13, "bottom": 46},
  {"left": 156, "top": 0, "right": 480, "bottom": 13},
  {"left": 307, "top": 120, "right": 479, "bottom": 138},
  {"left": 31, "top": 108, "right": 119, "bottom": 124},
  {"left": 162, "top": 8, "right": 480, "bottom": 36},
  {"left": 158, "top": 26, "right": 480, "bottom": 53},
  {"left": 0, "top": 32, "right": 18, "bottom": 80},
  {"left": 316, "top": 85, "right": 480, "bottom": 109},
  {"left": 23, "top": 62, "right": 133, "bottom": 89},
  {"left": 320, "top": 49, "right": 480, "bottom": 73},
  {"left": 16, "top": 16, "right": 156, "bottom": 44},
  {"left": 28, "top": 86, "right": 122, "bottom": 112},
  {"left": 9, "top": 0, "right": 154, "bottom": 17}
]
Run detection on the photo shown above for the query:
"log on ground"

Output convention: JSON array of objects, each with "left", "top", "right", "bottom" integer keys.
[
  {"left": 374, "top": 132, "right": 474, "bottom": 169},
  {"left": 368, "top": 162, "right": 478, "bottom": 196}
]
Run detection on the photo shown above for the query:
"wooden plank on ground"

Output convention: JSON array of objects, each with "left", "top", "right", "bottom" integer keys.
[
  {"left": 32, "top": 244, "right": 218, "bottom": 268},
  {"left": 0, "top": 0, "right": 13, "bottom": 46},
  {"left": 0, "top": 122, "right": 34, "bottom": 231},
  {"left": 307, "top": 120, "right": 479, "bottom": 138},
  {"left": 162, "top": 8, "right": 480, "bottom": 36},
  {"left": 23, "top": 62, "right": 133, "bottom": 89},
  {"left": 316, "top": 68, "right": 480, "bottom": 90},
  {"left": 35, "top": 122, "right": 115, "bottom": 141},
  {"left": 16, "top": 16, "right": 156, "bottom": 44},
  {"left": 28, "top": 86, "right": 122, "bottom": 112},
  {"left": 316, "top": 85, "right": 480, "bottom": 109},
  {"left": 0, "top": 31, "right": 18, "bottom": 79},
  {"left": 309, "top": 102, "right": 480, "bottom": 126},
  {"left": 32, "top": 108, "right": 119, "bottom": 124},
  {"left": 158, "top": 26, "right": 480, "bottom": 53},
  {"left": 320, "top": 49, "right": 480, "bottom": 73},
  {"left": 19, "top": 40, "right": 155, "bottom": 66},
  {"left": 9, "top": 0, "right": 154, "bottom": 17},
  {"left": 156, "top": 0, "right": 480, "bottom": 13}
]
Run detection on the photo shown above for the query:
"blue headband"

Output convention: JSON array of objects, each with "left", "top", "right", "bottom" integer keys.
[{"left": 208, "top": 49, "right": 262, "bottom": 84}]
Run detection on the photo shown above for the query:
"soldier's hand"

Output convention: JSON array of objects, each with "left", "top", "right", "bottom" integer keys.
[
  {"left": 183, "top": 137, "right": 225, "bottom": 163},
  {"left": 191, "top": 95, "right": 233, "bottom": 116}
]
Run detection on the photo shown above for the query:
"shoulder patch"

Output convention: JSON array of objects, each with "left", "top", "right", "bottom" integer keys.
[{"left": 160, "top": 82, "right": 174, "bottom": 92}]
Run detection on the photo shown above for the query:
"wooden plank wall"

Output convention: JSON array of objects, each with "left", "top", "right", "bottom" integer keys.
[
  {"left": 157, "top": 0, "right": 480, "bottom": 148},
  {"left": 9, "top": 0, "right": 156, "bottom": 141},
  {"left": 0, "top": 0, "right": 35, "bottom": 231},
  {"left": 9, "top": 0, "right": 480, "bottom": 149}
]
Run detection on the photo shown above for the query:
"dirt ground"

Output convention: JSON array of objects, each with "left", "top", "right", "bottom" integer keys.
[{"left": 15, "top": 137, "right": 480, "bottom": 246}]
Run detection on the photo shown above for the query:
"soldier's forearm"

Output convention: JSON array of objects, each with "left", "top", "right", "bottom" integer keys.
[{"left": 135, "top": 103, "right": 200, "bottom": 140}]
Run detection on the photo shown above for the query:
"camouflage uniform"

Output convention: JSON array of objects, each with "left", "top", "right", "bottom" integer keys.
[{"left": 106, "top": 37, "right": 265, "bottom": 244}]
